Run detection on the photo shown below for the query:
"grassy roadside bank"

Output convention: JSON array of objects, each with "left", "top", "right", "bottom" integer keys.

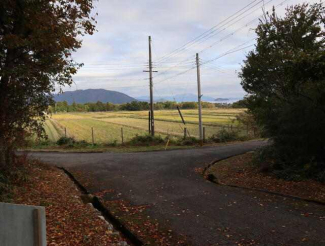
[{"left": 25, "top": 128, "right": 257, "bottom": 153}]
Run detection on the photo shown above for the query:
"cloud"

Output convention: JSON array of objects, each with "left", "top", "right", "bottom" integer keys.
[{"left": 66, "top": 0, "right": 319, "bottom": 98}]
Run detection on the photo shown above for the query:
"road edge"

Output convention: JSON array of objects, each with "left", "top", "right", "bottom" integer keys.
[
  {"left": 58, "top": 167, "right": 143, "bottom": 246},
  {"left": 203, "top": 153, "right": 325, "bottom": 206}
]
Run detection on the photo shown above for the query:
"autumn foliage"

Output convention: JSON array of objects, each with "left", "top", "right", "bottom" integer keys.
[{"left": 0, "top": 0, "right": 96, "bottom": 168}]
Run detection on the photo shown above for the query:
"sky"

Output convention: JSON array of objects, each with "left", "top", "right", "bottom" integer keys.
[{"left": 63, "top": 0, "right": 320, "bottom": 100}]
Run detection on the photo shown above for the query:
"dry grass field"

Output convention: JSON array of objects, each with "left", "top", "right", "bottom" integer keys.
[{"left": 43, "top": 108, "right": 246, "bottom": 143}]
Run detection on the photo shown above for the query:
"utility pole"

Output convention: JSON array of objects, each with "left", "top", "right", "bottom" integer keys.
[
  {"left": 196, "top": 53, "right": 203, "bottom": 143},
  {"left": 143, "top": 36, "right": 157, "bottom": 136}
]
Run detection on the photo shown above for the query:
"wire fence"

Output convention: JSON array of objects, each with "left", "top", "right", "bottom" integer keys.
[{"left": 44, "top": 118, "right": 255, "bottom": 145}]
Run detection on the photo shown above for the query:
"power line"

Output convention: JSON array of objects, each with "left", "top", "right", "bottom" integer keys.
[
  {"left": 201, "top": 44, "right": 255, "bottom": 67},
  {"left": 155, "top": 0, "right": 264, "bottom": 63},
  {"left": 150, "top": 0, "right": 289, "bottom": 82},
  {"left": 154, "top": 39, "right": 256, "bottom": 86},
  {"left": 154, "top": 66, "right": 197, "bottom": 85},
  {"left": 154, "top": 0, "right": 289, "bottom": 65},
  {"left": 198, "top": 0, "right": 290, "bottom": 54},
  {"left": 77, "top": 0, "right": 294, "bottom": 96},
  {"left": 154, "top": 0, "right": 263, "bottom": 64},
  {"left": 154, "top": 0, "right": 292, "bottom": 65}
]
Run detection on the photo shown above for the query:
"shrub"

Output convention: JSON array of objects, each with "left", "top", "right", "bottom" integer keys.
[
  {"left": 236, "top": 112, "right": 260, "bottom": 138},
  {"left": 209, "top": 128, "right": 239, "bottom": 143},
  {"left": 129, "top": 135, "right": 165, "bottom": 146},
  {"left": 178, "top": 137, "right": 200, "bottom": 146},
  {"left": 56, "top": 137, "right": 75, "bottom": 146},
  {"left": 253, "top": 146, "right": 325, "bottom": 183},
  {"left": 73, "top": 140, "right": 89, "bottom": 148},
  {"left": 180, "top": 102, "right": 198, "bottom": 109},
  {"left": 38, "top": 140, "right": 52, "bottom": 146},
  {"left": 104, "top": 140, "right": 118, "bottom": 147}
]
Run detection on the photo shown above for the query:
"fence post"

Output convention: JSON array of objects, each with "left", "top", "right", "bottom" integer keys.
[
  {"left": 203, "top": 127, "right": 206, "bottom": 143},
  {"left": 91, "top": 127, "right": 94, "bottom": 145},
  {"left": 64, "top": 128, "right": 67, "bottom": 138},
  {"left": 121, "top": 128, "right": 124, "bottom": 144},
  {"left": 148, "top": 111, "right": 151, "bottom": 134},
  {"left": 183, "top": 128, "right": 187, "bottom": 139}
]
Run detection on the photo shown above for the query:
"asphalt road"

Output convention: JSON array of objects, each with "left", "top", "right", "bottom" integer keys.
[{"left": 29, "top": 141, "right": 325, "bottom": 246}]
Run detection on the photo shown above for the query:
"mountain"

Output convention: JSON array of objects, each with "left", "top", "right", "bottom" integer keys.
[
  {"left": 136, "top": 94, "right": 216, "bottom": 103},
  {"left": 215, "top": 97, "right": 243, "bottom": 103},
  {"left": 54, "top": 89, "right": 137, "bottom": 104},
  {"left": 215, "top": 98, "right": 230, "bottom": 102}
]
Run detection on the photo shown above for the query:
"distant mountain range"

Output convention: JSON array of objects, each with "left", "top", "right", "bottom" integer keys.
[
  {"left": 215, "top": 98, "right": 230, "bottom": 102},
  {"left": 54, "top": 89, "right": 137, "bottom": 104},
  {"left": 54, "top": 89, "right": 242, "bottom": 104},
  {"left": 136, "top": 94, "right": 216, "bottom": 103},
  {"left": 136, "top": 94, "right": 242, "bottom": 103},
  {"left": 214, "top": 98, "right": 242, "bottom": 103}
]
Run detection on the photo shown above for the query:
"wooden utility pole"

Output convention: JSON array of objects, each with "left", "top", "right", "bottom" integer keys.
[
  {"left": 143, "top": 36, "right": 158, "bottom": 136},
  {"left": 148, "top": 36, "right": 155, "bottom": 136},
  {"left": 196, "top": 53, "right": 203, "bottom": 142}
]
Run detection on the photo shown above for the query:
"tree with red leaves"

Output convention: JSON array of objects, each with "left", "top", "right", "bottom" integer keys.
[{"left": 0, "top": 0, "right": 96, "bottom": 168}]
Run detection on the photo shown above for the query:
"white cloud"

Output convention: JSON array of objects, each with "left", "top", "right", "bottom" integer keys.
[{"left": 66, "top": 0, "right": 321, "bottom": 99}]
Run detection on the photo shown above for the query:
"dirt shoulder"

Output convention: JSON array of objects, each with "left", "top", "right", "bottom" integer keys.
[
  {"left": 71, "top": 169, "right": 189, "bottom": 246},
  {"left": 7, "top": 159, "right": 127, "bottom": 245},
  {"left": 205, "top": 152, "right": 325, "bottom": 204}
]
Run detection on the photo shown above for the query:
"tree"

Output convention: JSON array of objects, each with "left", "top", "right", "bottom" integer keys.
[
  {"left": 0, "top": 0, "right": 96, "bottom": 168},
  {"left": 162, "top": 101, "right": 178, "bottom": 109},
  {"left": 236, "top": 111, "right": 259, "bottom": 138},
  {"left": 180, "top": 102, "right": 198, "bottom": 109},
  {"left": 231, "top": 97, "right": 249, "bottom": 108},
  {"left": 240, "top": 3, "right": 325, "bottom": 180},
  {"left": 119, "top": 101, "right": 150, "bottom": 111},
  {"left": 201, "top": 102, "right": 215, "bottom": 108}
]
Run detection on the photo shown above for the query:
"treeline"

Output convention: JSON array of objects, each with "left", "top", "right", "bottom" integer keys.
[{"left": 49, "top": 100, "right": 216, "bottom": 113}]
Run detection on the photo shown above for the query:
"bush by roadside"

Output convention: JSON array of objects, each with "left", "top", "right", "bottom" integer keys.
[
  {"left": 209, "top": 128, "right": 240, "bottom": 143},
  {"left": 128, "top": 134, "right": 165, "bottom": 146},
  {"left": 28, "top": 127, "right": 259, "bottom": 151},
  {"left": 254, "top": 146, "right": 325, "bottom": 183}
]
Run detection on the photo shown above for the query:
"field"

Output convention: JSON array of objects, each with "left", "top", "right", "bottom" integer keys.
[{"left": 43, "top": 108, "right": 246, "bottom": 144}]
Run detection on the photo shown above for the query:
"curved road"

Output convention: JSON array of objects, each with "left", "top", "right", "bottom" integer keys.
[{"left": 29, "top": 141, "right": 325, "bottom": 246}]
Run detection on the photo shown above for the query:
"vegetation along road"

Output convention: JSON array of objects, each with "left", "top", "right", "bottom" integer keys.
[{"left": 29, "top": 141, "right": 325, "bottom": 245}]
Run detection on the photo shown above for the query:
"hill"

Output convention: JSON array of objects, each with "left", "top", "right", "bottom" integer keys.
[
  {"left": 136, "top": 94, "right": 216, "bottom": 102},
  {"left": 54, "top": 89, "right": 137, "bottom": 104}
]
